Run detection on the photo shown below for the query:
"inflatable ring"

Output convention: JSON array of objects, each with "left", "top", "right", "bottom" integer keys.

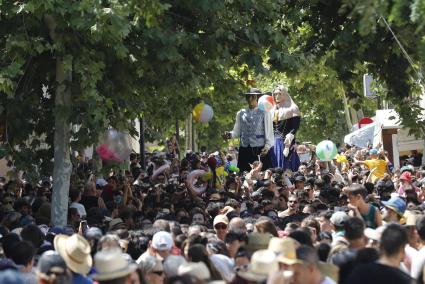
[
  {"left": 186, "top": 170, "right": 208, "bottom": 195},
  {"left": 151, "top": 164, "right": 170, "bottom": 181}
]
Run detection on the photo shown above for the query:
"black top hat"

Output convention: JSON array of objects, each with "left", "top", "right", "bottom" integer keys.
[{"left": 241, "top": 88, "right": 264, "bottom": 96}]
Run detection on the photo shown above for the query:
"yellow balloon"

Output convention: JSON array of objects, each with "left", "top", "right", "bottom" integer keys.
[
  {"left": 192, "top": 102, "right": 205, "bottom": 122},
  {"left": 336, "top": 154, "right": 348, "bottom": 164},
  {"left": 216, "top": 166, "right": 228, "bottom": 177}
]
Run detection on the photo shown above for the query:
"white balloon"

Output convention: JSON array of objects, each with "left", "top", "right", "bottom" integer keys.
[{"left": 199, "top": 104, "right": 214, "bottom": 123}]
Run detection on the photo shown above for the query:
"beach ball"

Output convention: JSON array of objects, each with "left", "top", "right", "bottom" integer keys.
[
  {"left": 193, "top": 102, "right": 214, "bottom": 123},
  {"left": 258, "top": 95, "right": 275, "bottom": 112},
  {"left": 316, "top": 140, "right": 337, "bottom": 161},
  {"left": 96, "top": 129, "right": 131, "bottom": 163}
]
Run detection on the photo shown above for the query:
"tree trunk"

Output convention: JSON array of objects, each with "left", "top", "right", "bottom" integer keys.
[
  {"left": 139, "top": 118, "right": 146, "bottom": 170},
  {"left": 46, "top": 15, "right": 73, "bottom": 226},
  {"left": 51, "top": 57, "right": 72, "bottom": 226},
  {"left": 342, "top": 93, "right": 352, "bottom": 131}
]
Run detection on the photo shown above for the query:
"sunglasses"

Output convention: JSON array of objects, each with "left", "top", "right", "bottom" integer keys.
[
  {"left": 151, "top": 271, "right": 164, "bottom": 276},
  {"left": 215, "top": 224, "right": 227, "bottom": 230},
  {"left": 234, "top": 264, "right": 249, "bottom": 273}
]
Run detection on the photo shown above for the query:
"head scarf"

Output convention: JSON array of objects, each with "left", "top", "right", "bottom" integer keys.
[{"left": 272, "top": 85, "right": 301, "bottom": 121}]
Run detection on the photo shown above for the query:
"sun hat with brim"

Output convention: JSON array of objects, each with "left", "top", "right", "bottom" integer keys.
[
  {"left": 270, "top": 238, "right": 303, "bottom": 265},
  {"left": 237, "top": 249, "right": 278, "bottom": 282},
  {"left": 382, "top": 196, "right": 406, "bottom": 216},
  {"left": 91, "top": 248, "right": 137, "bottom": 281},
  {"left": 404, "top": 210, "right": 420, "bottom": 226},
  {"left": 54, "top": 234, "right": 92, "bottom": 275},
  {"left": 178, "top": 262, "right": 211, "bottom": 281}
]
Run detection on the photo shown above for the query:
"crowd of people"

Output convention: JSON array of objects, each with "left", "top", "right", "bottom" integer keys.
[{"left": 0, "top": 141, "right": 424, "bottom": 284}]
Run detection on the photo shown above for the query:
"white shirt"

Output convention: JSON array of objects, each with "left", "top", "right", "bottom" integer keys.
[
  {"left": 321, "top": 276, "right": 337, "bottom": 284},
  {"left": 231, "top": 108, "right": 274, "bottom": 150},
  {"left": 411, "top": 246, "right": 425, "bottom": 279}
]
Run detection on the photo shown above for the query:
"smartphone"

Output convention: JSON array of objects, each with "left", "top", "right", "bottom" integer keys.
[{"left": 80, "top": 220, "right": 88, "bottom": 235}]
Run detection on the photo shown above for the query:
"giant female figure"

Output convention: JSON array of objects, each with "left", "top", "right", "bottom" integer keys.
[{"left": 271, "top": 85, "right": 301, "bottom": 171}]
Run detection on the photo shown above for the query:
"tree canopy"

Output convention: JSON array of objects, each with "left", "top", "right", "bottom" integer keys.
[{"left": 1, "top": 0, "right": 425, "bottom": 178}]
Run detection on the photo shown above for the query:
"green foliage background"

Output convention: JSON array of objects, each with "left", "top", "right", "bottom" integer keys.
[{"left": 1, "top": 0, "right": 425, "bottom": 179}]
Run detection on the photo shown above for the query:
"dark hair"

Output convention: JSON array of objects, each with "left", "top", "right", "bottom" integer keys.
[
  {"left": 296, "top": 245, "right": 319, "bottom": 265},
  {"left": 225, "top": 230, "right": 248, "bottom": 244},
  {"left": 380, "top": 224, "right": 408, "bottom": 256},
  {"left": 416, "top": 215, "right": 425, "bottom": 241},
  {"left": 289, "top": 230, "right": 313, "bottom": 247},
  {"left": 127, "top": 231, "right": 149, "bottom": 260},
  {"left": 69, "top": 189, "right": 82, "bottom": 202},
  {"left": 254, "top": 218, "right": 278, "bottom": 237},
  {"left": 1, "top": 233, "right": 21, "bottom": 258},
  {"left": 346, "top": 184, "right": 367, "bottom": 199},
  {"left": 188, "top": 244, "right": 222, "bottom": 280},
  {"left": 344, "top": 217, "right": 365, "bottom": 241},
  {"left": 21, "top": 224, "right": 45, "bottom": 249},
  {"left": 314, "top": 179, "right": 324, "bottom": 189},
  {"left": 355, "top": 247, "right": 379, "bottom": 264},
  {"left": 301, "top": 216, "right": 321, "bottom": 236},
  {"left": 10, "top": 241, "right": 35, "bottom": 266},
  {"left": 317, "top": 242, "right": 331, "bottom": 262},
  {"left": 98, "top": 275, "right": 128, "bottom": 284},
  {"left": 224, "top": 198, "right": 241, "bottom": 209}
]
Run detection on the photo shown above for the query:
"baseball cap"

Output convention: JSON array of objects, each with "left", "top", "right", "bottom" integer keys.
[
  {"left": 213, "top": 215, "right": 229, "bottom": 227},
  {"left": 330, "top": 211, "right": 349, "bottom": 227},
  {"left": 152, "top": 231, "right": 173, "bottom": 251},
  {"left": 382, "top": 196, "right": 406, "bottom": 216},
  {"left": 369, "top": 149, "right": 378, "bottom": 155},
  {"left": 37, "top": 251, "right": 69, "bottom": 278},
  {"left": 96, "top": 179, "right": 108, "bottom": 187}
]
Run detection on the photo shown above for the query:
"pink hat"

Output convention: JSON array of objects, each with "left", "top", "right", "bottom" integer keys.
[{"left": 400, "top": 171, "right": 412, "bottom": 184}]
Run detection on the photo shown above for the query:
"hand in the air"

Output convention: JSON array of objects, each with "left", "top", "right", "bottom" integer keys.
[{"left": 260, "top": 147, "right": 269, "bottom": 157}]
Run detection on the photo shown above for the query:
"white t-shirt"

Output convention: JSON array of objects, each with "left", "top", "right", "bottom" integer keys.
[
  {"left": 411, "top": 246, "right": 425, "bottom": 279},
  {"left": 321, "top": 276, "right": 337, "bottom": 284}
]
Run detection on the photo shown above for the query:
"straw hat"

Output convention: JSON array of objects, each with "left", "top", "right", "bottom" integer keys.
[
  {"left": 268, "top": 237, "right": 302, "bottom": 265},
  {"left": 54, "top": 234, "right": 93, "bottom": 275},
  {"left": 91, "top": 248, "right": 138, "bottom": 281},
  {"left": 178, "top": 262, "right": 211, "bottom": 280},
  {"left": 237, "top": 249, "right": 278, "bottom": 282}
]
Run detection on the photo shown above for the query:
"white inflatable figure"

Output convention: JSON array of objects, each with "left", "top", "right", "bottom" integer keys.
[{"left": 283, "top": 132, "right": 294, "bottom": 157}]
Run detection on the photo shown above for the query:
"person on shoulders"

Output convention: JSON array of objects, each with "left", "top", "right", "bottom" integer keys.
[{"left": 345, "top": 184, "right": 382, "bottom": 229}]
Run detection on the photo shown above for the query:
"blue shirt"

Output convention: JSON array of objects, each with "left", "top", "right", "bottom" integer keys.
[{"left": 72, "top": 273, "right": 93, "bottom": 284}]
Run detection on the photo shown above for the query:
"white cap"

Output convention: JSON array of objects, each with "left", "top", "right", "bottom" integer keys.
[
  {"left": 96, "top": 179, "right": 108, "bottom": 187},
  {"left": 152, "top": 231, "right": 173, "bottom": 251}
]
